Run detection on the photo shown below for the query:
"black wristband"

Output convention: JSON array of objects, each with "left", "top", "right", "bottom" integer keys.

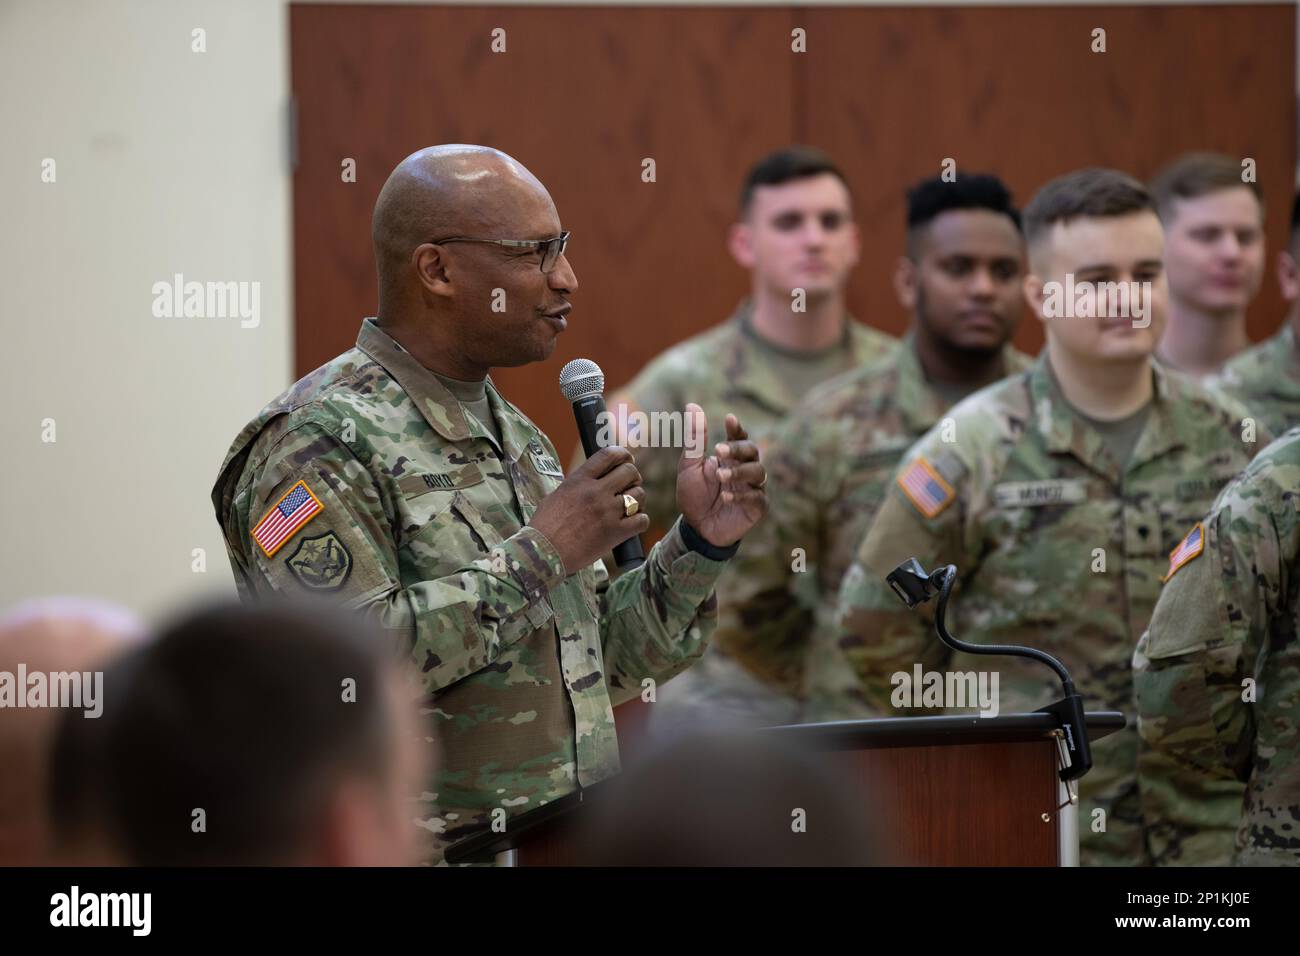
[{"left": 679, "top": 518, "right": 740, "bottom": 560}]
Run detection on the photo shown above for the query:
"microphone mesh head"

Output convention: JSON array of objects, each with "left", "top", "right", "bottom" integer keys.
[{"left": 559, "top": 358, "right": 605, "bottom": 402}]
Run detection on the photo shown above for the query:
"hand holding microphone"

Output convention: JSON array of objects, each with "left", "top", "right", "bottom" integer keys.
[
  {"left": 527, "top": 358, "right": 648, "bottom": 574},
  {"left": 531, "top": 358, "right": 768, "bottom": 576},
  {"left": 527, "top": 445, "right": 650, "bottom": 575}
]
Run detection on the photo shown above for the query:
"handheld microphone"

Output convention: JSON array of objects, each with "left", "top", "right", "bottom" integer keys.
[{"left": 559, "top": 358, "right": 645, "bottom": 571}]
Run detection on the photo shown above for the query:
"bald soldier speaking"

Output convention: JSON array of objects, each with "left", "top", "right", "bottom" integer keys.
[{"left": 211, "top": 146, "right": 767, "bottom": 862}]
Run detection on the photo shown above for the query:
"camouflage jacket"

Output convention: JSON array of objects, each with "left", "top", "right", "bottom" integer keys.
[
  {"left": 829, "top": 354, "right": 1263, "bottom": 865},
  {"left": 211, "top": 318, "right": 727, "bottom": 861},
  {"left": 712, "top": 336, "right": 1031, "bottom": 717},
  {"left": 1210, "top": 323, "right": 1300, "bottom": 438},
  {"left": 1134, "top": 427, "right": 1300, "bottom": 866},
  {"left": 597, "top": 299, "right": 897, "bottom": 533}
]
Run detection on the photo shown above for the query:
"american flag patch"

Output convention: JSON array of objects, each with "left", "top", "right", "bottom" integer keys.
[
  {"left": 896, "top": 456, "right": 956, "bottom": 518},
  {"left": 251, "top": 479, "right": 323, "bottom": 558},
  {"left": 1162, "top": 522, "right": 1204, "bottom": 582}
]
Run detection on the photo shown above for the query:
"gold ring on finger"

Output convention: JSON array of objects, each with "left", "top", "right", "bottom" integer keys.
[{"left": 623, "top": 493, "right": 639, "bottom": 518}]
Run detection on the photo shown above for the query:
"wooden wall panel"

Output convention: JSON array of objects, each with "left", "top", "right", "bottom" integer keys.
[
  {"left": 292, "top": 4, "right": 1295, "bottom": 446},
  {"left": 801, "top": 4, "right": 1296, "bottom": 357},
  {"left": 290, "top": 4, "right": 793, "bottom": 441}
]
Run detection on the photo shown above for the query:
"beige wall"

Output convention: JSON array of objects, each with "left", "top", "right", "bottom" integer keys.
[
  {"left": 0, "top": 0, "right": 291, "bottom": 616},
  {"left": 0, "top": 0, "right": 1295, "bottom": 617}
]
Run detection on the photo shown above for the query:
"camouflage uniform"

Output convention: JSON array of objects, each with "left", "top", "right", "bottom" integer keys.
[
  {"left": 829, "top": 355, "right": 1262, "bottom": 866},
  {"left": 1134, "top": 427, "right": 1300, "bottom": 866},
  {"left": 211, "top": 318, "right": 729, "bottom": 863},
  {"left": 591, "top": 299, "right": 896, "bottom": 729},
  {"left": 602, "top": 299, "right": 897, "bottom": 534},
  {"left": 1210, "top": 323, "right": 1300, "bottom": 437},
  {"left": 713, "top": 337, "right": 1031, "bottom": 722}
]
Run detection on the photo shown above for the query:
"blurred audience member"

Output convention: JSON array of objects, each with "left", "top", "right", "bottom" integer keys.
[
  {"left": 50, "top": 599, "right": 432, "bottom": 866},
  {"left": 582, "top": 727, "right": 884, "bottom": 866},
  {"left": 0, "top": 597, "right": 144, "bottom": 865}
]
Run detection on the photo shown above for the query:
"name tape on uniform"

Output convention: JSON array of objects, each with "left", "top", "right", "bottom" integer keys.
[
  {"left": 992, "top": 479, "right": 1088, "bottom": 508},
  {"left": 529, "top": 445, "right": 565, "bottom": 479}
]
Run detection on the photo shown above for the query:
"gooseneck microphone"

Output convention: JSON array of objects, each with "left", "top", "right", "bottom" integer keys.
[
  {"left": 886, "top": 558, "right": 1094, "bottom": 781},
  {"left": 559, "top": 358, "right": 646, "bottom": 571}
]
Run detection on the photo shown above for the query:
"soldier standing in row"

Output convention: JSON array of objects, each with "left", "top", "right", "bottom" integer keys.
[
  {"left": 607, "top": 146, "right": 895, "bottom": 728},
  {"left": 709, "top": 173, "right": 1032, "bottom": 723},
  {"left": 1212, "top": 193, "right": 1300, "bottom": 436},
  {"left": 829, "top": 168, "right": 1263, "bottom": 865}
]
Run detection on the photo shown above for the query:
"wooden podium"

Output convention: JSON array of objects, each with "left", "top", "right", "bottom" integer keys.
[{"left": 445, "top": 711, "right": 1124, "bottom": 867}]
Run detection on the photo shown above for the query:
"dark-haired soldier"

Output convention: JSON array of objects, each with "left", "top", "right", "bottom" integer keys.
[
  {"left": 597, "top": 146, "right": 897, "bottom": 545},
  {"left": 1212, "top": 192, "right": 1300, "bottom": 435},
  {"left": 831, "top": 168, "right": 1264, "bottom": 865},
  {"left": 603, "top": 148, "right": 894, "bottom": 728},
  {"left": 50, "top": 600, "right": 431, "bottom": 866},
  {"left": 1150, "top": 152, "right": 1266, "bottom": 378},
  {"left": 696, "top": 174, "right": 1031, "bottom": 724}
]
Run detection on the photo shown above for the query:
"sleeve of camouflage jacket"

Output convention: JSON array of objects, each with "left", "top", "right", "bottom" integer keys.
[
  {"left": 833, "top": 444, "right": 971, "bottom": 713},
  {"left": 596, "top": 518, "right": 728, "bottom": 707},
  {"left": 231, "top": 423, "right": 572, "bottom": 693},
  {"left": 235, "top": 423, "right": 727, "bottom": 701},
  {"left": 1133, "top": 475, "right": 1282, "bottom": 787}
]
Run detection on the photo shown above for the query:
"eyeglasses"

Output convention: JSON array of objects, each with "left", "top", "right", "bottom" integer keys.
[{"left": 428, "top": 230, "right": 570, "bottom": 274}]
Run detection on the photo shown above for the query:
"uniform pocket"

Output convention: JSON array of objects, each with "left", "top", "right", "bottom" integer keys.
[
  {"left": 405, "top": 492, "right": 557, "bottom": 634},
  {"left": 401, "top": 491, "right": 497, "bottom": 583}
]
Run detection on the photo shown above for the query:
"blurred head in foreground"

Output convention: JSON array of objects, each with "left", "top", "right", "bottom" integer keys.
[
  {"left": 0, "top": 597, "right": 144, "bottom": 865},
  {"left": 51, "top": 599, "right": 431, "bottom": 866},
  {"left": 582, "top": 729, "right": 883, "bottom": 866}
]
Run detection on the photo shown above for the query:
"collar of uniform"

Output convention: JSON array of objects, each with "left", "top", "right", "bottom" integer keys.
[
  {"left": 356, "top": 318, "right": 475, "bottom": 442},
  {"left": 727, "top": 298, "right": 860, "bottom": 413},
  {"left": 1266, "top": 323, "right": 1300, "bottom": 392},
  {"left": 896, "top": 334, "right": 1027, "bottom": 434},
  {"left": 1030, "top": 353, "right": 1180, "bottom": 476},
  {"left": 1029, "top": 354, "right": 1111, "bottom": 479},
  {"left": 1130, "top": 360, "right": 1193, "bottom": 468},
  {"left": 483, "top": 378, "right": 542, "bottom": 464},
  {"left": 727, "top": 300, "right": 798, "bottom": 413},
  {"left": 893, "top": 336, "right": 950, "bottom": 433}
]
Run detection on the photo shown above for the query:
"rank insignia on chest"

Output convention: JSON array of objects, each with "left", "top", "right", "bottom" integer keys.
[
  {"left": 528, "top": 445, "right": 565, "bottom": 479},
  {"left": 251, "top": 479, "right": 323, "bottom": 557},
  {"left": 897, "top": 456, "right": 956, "bottom": 518},
  {"left": 1162, "top": 522, "right": 1204, "bottom": 582}
]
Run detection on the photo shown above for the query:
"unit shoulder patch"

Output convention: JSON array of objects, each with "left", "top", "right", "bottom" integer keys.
[{"left": 285, "top": 530, "right": 353, "bottom": 591}]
